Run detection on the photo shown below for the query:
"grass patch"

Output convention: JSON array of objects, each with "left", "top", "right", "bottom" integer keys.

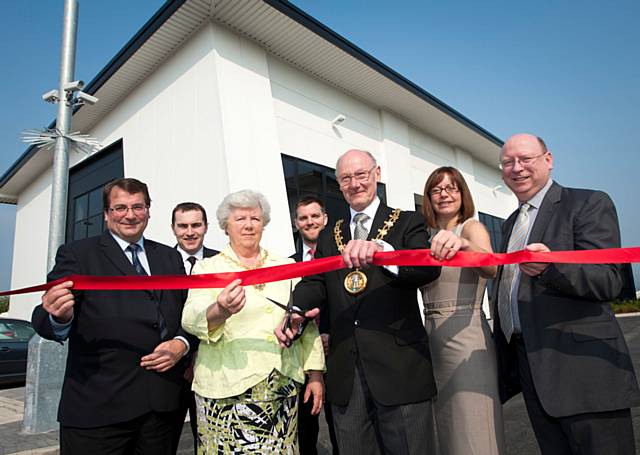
[
  {"left": 0, "top": 295, "right": 8, "bottom": 314},
  {"left": 612, "top": 299, "right": 640, "bottom": 314}
]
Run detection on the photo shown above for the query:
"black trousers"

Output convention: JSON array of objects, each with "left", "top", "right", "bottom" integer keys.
[
  {"left": 60, "top": 411, "right": 178, "bottom": 455},
  {"left": 514, "top": 336, "right": 636, "bottom": 455},
  {"left": 298, "top": 377, "right": 340, "bottom": 455},
  {"left": 171, "top": 380, "right": 198, "bottom": 455}
]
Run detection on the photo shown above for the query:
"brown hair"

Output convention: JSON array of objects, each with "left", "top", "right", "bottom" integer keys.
[
  {"left": 103, "top": 178, "right": 151, "bottom": 210},
  {"left": 172, "top": 202, "right": 208, "bottom": 225},
  {"left": 294, "top": 195, "right": 326, "bottom": 216},
  {"left": 422, "top": 166, "right": 475, "bottom": 228}
]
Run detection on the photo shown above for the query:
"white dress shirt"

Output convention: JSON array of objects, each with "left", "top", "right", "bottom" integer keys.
[{"left": 177, "top": 245, "right": 204, "bottom": 274}]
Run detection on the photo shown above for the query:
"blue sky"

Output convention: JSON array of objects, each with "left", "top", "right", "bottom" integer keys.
[{"left": 0, "top": 0, "right": 638, "bottom": 290}]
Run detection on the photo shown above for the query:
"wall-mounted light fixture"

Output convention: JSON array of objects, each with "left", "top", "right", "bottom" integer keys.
[{"left": 332, "top": 114, "right": 346, "bottom": 125}]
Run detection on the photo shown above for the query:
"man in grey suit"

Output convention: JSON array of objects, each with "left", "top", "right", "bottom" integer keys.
[{"left": 493, "top": 133, "right": 640, "bottom": 454}]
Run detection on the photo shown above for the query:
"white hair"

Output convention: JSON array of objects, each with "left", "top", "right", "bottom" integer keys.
[{"left": 216, "top": 189, "right": 271, "bottom": 230}]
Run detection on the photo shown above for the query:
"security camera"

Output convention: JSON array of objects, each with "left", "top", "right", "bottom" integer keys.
[
  {"left": 62, "top": 80, "right": 85, "bottom": 92},
  {"left": 75, "top": 91, "right": 99, "bottom": 106},
  {"left": 42, "top": 89, "right": 59, "bottom": 103},
  {"left": 332, "top": 114, "right": 346, "bottom": 125}
]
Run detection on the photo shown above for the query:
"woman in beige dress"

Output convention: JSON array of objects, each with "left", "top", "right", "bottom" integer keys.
[{"left": 421, "top": 166, "right": 504, "bottom": 455}]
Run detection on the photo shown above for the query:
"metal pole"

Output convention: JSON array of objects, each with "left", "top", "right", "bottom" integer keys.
[
  {"left": 23, "top": 0, "right": 79, "bottom": 434},
  {"left": 47, "top": 0, "right": 78, "bottom": 269}
]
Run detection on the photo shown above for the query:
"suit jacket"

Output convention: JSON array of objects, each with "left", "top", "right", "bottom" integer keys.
[
  {"left": 290, "top": 244, "right": 330, "bottom": 334},
  {"left": 293, "top": 203, "right": 441, "bottom": 406},
  {"left": 203, "top": 246, "right": 219, "bottom": 258},
  {"left": 492, "top": 182, "right": 640, "bottom": 417},
  {"left": 32, "top": 231, "right": 191, "bottom": 428}
]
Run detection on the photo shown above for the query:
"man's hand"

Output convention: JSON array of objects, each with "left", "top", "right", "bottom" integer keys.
[
  {"left": 320, "top": 333, "right": 330, "bottom": 356},
  {"left": 274, "top": 308, "right": 320, "bottom": 348},
  {"left": 429, "top": 230, "right": 468, "bottom": 261},
  {"left": 41, "top": 281, "right": 75, "bottom": 324},
  {"left": 342, "top": 239, "right": 382, "bottom": 269},
  {"left": 520, "top": 243, "right": 551, "bottom": 277},
  {"left": 140, "top": 339, "right": 187, "bottom": 372},
  {"left": 304, "top": 370, "right": 325, "bottom": 415}
]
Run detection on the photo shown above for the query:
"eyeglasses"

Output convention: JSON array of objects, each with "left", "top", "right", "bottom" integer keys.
[
  {"left": 430, "top": 184, "right": 459, "bottom": 196},
  {"left": 499, "top": 152, "right": 547, "bottom": 170},
  {"left": 108, "top": 204, "right": 149, "bottom": 216},
  {"left": 338, "top": 165, "right": 376, "bottom": 187}
]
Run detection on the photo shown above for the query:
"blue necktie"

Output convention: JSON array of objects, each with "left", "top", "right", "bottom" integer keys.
[
  {"left": 127, "top": 244, "right": 148, "bottom": 275},
  {"left": 127, "top": 243, "right": 167, "bottom": 339}
]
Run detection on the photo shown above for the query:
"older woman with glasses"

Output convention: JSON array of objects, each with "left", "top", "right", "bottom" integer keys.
[
  {"left": 182, "top": 189, "right": 325, "bottom": 454},
  {"left": 421, "top": 167, "right": 504, "bottom": 455}
]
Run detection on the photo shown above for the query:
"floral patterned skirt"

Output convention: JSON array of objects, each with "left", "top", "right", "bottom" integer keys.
[{"left": 195, "top": 370, "right": 300, "bottom": 454}]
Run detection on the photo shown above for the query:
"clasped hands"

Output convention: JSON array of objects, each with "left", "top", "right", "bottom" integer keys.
[
  {"left": 41, "top": 281, "right": 187, "bottom": 373},
  {"left": 429, "top": 229, "right": 550, "bottom": 276}
]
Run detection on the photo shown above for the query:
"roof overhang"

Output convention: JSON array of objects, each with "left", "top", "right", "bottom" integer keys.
[{"left": 0, "top": 0, "right": 503, "bottom": 200}]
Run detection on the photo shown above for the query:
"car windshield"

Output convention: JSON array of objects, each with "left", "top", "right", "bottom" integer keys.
[{"left": 0, "top": 321, "right": 35, "bottom": 341}]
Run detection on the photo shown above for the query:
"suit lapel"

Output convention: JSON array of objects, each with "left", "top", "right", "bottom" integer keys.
[
  {"left": 527, "top": 182, "right": 562, "bottom": 244},
  {"left": 368, "top": 204, "right": 393, "bottom": 241},
  {"left": 99, "top": 231, "right": 138, "bottom": 276},
  {"left": 144, "top": 239, "right": 162, "bottom": 301}
]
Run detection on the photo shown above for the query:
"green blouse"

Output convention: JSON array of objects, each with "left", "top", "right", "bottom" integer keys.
[{"left": 181, "top": 244, "right": 325, "bottom": 399}]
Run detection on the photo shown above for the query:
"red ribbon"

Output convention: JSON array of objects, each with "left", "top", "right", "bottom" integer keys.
[{"left": 2, "top": 247, "right": 639, "bottom": 297}]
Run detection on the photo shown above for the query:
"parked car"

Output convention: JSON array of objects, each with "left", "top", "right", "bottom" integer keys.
[{"left": 0, "top": 318, "right": 36, "bottom": 385}]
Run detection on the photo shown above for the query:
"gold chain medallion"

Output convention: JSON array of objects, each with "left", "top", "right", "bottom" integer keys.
[
  {"left": 219, "top": 249, "right": 269, "bottom": 290},
  {"left": 344, "top": 270, "right": 368, "bottom": 295},
  {"left": 334, "top": 208, "right": 401, "bottom": 295}
]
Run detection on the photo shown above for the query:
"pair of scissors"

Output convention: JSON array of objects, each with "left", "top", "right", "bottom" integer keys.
[{"left": 265, "top": 282, "right": 309, "bottom": 346}]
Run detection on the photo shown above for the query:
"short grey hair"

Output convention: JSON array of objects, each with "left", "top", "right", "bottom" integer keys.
[
  {"left": 335, "top": 149, "right": 378, "bottom": 177},
  {"left": 216, "top": 189, "right": 271, "bottom": 231}
]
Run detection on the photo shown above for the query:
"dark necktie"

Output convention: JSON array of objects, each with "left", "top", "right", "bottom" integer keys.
[
  {"left": 187, "top": 256, "right": 197, "bottom": 275},
  {"left": 127, "top": 244, "right": 148, "bottom": 276},
  {"left": 127, "top": 243, "right": 167, "bottom": 339}
]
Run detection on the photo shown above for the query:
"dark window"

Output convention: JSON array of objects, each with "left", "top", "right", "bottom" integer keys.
[
  {"left": 282, "top": 155, "right": 386, "bottom": 246},
  {"left": 66, "top": 140, "right": 124, "bottom": 242},
  {"left": 478, "top": 212, "right": 505, "bottom": 254},
  {"left": 478, "top": 212, "right": 506, "bottom": 308}
]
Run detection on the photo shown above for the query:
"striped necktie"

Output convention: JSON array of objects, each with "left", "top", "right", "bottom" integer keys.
[
  {"left": 127, "top": 243, "right": 167, "bottom": 339},
  {"left": 498, "top": 203, "right": 531, "bottom": 342},
  {"left": 127, "top": 244, "right": 147, "bottom": 275}
]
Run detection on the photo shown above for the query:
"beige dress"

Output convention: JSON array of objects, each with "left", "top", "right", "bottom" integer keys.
[{"left": 422, "top": 220, "right": 505, "bottom": 455}]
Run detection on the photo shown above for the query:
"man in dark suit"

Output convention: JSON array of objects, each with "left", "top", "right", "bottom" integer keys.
[
  {"left": 290, "top": 196, "right": 339, "bottom": 455},
  {"left": 493, "top": 133, "right": 640, "bottom": 454},
  {"left": 33, "top": 178, "right": 193, "bottom": 455},
  {"left": 170, "top": 202, "right": 218, "bottom": 453},
  {"left": 277, "top": 149, "right": 441, "bottom": 454}
]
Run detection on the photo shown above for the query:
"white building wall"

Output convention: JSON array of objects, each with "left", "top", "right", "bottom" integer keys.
[
  {"left": 86, "top": 21, "right": 292, "bottom": 255},
  {"left": 6, "top": 19, "right": 516, "bottom": 322},
  {"left": 7, "top": 171, "right": 53, "bottom": 320},
  {"left": 269, "top": 55, "right": 381, "bottom": 172}
]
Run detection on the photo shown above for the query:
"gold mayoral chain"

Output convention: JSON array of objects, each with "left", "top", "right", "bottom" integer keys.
[
  {"left": 334, "top": 208, "right": 401, "bottom": 295},
  {"left": 219, "top": 249, "right": 269, "bottom": 290}
]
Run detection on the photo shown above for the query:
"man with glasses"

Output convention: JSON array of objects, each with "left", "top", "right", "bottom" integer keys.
[
  {"left": 493, "top": 134, "right": 640, "bottom": 454},
  {"left": 277, "top": 149, "right": 441, "bottom": 454},
  {"left": 32, "top": 178, "right": 193, "bottom": 455}
]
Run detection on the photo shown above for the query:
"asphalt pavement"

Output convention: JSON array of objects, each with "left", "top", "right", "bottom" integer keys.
[{"left": 1, "top": 314, "right": 640, "bottom": 455}]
